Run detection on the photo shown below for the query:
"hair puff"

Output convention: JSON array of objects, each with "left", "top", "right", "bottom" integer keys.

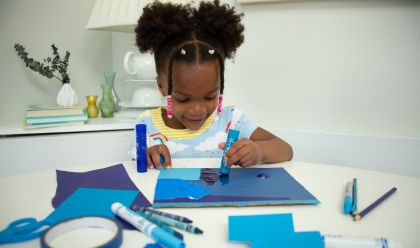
[
  {"left": 192, "top": 0, "right": 244, "bottom": 59},
  {"left": 135, "top": 2, "right": 193, "bottom": 54}
]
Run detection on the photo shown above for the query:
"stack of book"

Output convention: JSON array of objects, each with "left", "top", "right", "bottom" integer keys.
[{"left": 24, "top": 104, "right": 88, "bottom": 129}]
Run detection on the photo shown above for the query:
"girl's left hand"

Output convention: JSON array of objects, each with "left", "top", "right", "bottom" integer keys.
[{"left": 218, "top": 138, "right": 263, "bottom": 167}]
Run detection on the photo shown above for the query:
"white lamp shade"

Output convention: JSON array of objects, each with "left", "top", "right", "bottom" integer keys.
[{"left": 86, "top": 0, "right": 193, "bottom": 33}]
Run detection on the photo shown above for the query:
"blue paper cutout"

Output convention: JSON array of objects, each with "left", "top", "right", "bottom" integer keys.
[
  {"left": 47, "top": 188, "right": 139, "bottom": 222},
  {"left": 154, "top": 179, "right": 212, "bottom": 200},
  {"left": 158, "top": 168, "right": 201, "bottom": 180},
  {"left": 229, "top": 213, "right": 323, "bottom": 248}
]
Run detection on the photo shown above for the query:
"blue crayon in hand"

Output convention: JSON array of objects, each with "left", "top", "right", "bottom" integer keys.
[
  {"left": 220, "top": 129, "right": 240, "bottom": 175},
  {"left": 136, "top": 124, "right": 147, "bottom": 173}
]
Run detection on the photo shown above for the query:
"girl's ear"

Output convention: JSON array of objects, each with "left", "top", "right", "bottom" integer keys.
[{"left": 156, "top": 75, "right": 167, "bottom": 96}]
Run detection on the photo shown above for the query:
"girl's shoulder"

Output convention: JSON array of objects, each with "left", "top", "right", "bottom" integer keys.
[{"left": 221, "top": 105, "right": 247, "bottom": 118}]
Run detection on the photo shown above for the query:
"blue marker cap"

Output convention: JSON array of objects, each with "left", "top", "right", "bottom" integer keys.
[
  {"left": 136, "top": 124, "right": 147, "bottom": 173},
  {"left": 151, "top": 227, "right": 185, "bottom": 248}
]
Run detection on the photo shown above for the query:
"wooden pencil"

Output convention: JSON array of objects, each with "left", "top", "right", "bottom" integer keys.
[{"left": 354, "top": 187, "right": 397, "bottom": 221}]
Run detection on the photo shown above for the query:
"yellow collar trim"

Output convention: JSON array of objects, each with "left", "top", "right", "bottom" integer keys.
[{"left": 150, "top": 108, "right": 215, "bottom": 139}]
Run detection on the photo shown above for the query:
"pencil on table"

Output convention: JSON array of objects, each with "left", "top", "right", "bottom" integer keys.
[{"left": 353, "top": 187, "right": 397, "bottom": 221}]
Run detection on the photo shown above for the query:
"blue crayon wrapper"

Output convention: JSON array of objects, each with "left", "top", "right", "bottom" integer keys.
[
  {"left": 220, "top": 129, "right": 240, "bottom": 175},
  {"left": 136, "top": 124, "right": 147, "bottom": 173}
]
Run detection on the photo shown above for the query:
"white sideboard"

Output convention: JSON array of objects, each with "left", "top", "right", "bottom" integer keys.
[
  {"left": 1, "top": 119, "right": 419, "bottom": 178},
  {"left": 0, "top": 118, "right": 135, "bottom": 177}
]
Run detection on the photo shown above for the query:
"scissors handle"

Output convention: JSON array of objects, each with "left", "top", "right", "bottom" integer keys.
[{"left": 0, "top": 217, "right": 51, "bottom": 244}]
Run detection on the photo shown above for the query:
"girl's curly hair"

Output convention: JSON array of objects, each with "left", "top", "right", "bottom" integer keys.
[{"left": 135, "top": 0, "right": 244, "bottom": 96}]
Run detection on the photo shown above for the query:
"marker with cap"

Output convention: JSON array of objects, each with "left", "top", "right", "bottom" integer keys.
[
  {"left": 323, "top": 234, "right": 401, "bottom": 248},
  {"left": 111, "top": 202, "right": 185, "bottom": 248},
  {"left": 343, "top": 178, "right": 357, "bottom": 215}
]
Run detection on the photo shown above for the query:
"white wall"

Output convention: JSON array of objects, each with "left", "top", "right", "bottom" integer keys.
[
  {"left": 0, "top": 0, "right": 112, "bottom": 125},
  {"left": 225, "top": 0, "right": 420, "bottom": 139}
]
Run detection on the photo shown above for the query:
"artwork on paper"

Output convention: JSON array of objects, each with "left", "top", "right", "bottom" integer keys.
[{"left": 153, "top": 167, "right": 319, "bottom": 207}]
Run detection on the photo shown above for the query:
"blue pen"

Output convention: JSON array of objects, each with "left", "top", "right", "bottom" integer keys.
[
  {"left": 220, "top": 129, "right": 240, "bottom": 175},
  {"left": 351, "top": 178, "right": 357, "bottom": 214},
  {"left": 112, "top": 202, "right": 185, "bottom": 248},
  {"left": 136, "top": 124, "right": 147, "bottom": 173}
]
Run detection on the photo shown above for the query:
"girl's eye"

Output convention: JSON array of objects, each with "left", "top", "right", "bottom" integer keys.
[
  {"left": 176, "top": 98, "right": 189, "bottom": 103},
  {"left": 205, "top": 96, "right": 217, "bottom": 101}
]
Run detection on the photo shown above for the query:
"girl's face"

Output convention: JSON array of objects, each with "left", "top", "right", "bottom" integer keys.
[{"left": 158, "top": 60, "right": 220, "bottom": 131}]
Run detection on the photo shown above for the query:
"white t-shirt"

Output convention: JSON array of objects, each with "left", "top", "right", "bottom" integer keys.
[{"left": 130, "top": 106, "right": 258, "bottom": 159}]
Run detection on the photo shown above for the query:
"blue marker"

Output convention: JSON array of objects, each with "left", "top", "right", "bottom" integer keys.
[
  {"left": 343, "top": 178, "right": 357, "bottom": 214},
  {"left": 136, "top": 124, "right": 147, "bottom": 173},
  {"left": 220, "top": 129, "right": 240, "bottom": 175},
  {"left": 112, "top": 202, "right": 185, "bottom": 248}
]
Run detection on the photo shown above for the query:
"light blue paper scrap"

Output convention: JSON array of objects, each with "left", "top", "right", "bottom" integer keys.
[
  {"left": 154, "top": 179, "right": 212, "bottom": 200},
  {"left": 229, "top": 214, "right": 294, "bottom": 243},
  {"left": 158, "top": 168, "right": 201, "bottom": 180},
  {"left": 228, "top": 213, "right": 323, "bottom": 248}
]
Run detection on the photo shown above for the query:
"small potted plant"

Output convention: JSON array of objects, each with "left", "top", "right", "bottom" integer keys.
[{"left": 14, "top": 43, "right": 78, "bottom": 107}]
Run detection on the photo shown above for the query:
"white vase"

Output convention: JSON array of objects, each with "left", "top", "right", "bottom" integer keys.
[{"left": 57, "top": 83, "right": 78, "bottom": 107}]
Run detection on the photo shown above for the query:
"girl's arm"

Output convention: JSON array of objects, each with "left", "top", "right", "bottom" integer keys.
[
  {"left": 250, "top": 127, "right": 293, "bottom": 163},
  {"left": 222, "top": 127, "right": 293, "bottom": 167}
]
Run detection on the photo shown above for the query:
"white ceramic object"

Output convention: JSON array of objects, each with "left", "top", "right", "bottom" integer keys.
[
  {"left": 131, "top": 83, "right": 162, "bottom": 107},
  {"left": 56, "top": 83, "right": 78, "bottom": 107},
  {"left": 123, "top": 51, "right": 156, "bottom": 80}
]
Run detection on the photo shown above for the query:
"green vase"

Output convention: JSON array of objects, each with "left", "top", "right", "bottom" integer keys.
[
  {"left": 99, "top": 84, "right": 115, "bottom": 118},
  {"left": 104, "top": 72, "right": 121, "bottom": 112}
]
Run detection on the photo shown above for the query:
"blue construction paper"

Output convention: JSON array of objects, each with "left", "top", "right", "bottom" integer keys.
[
  {"left": 197, "top": 168, "right": 314, "bottom": 198},
  {"left": 153, "top": 168, "right": 319, "bottom": 207},
  {"left": 53, "top": 164, "right": 151, "bottom": 209},
  {"left": 158, "top": 168, "right": 201, "bottom": 180},
  {"left": 47, "top": 188, "right": 139, "bottom": 222},
  {"left": 154, "top": 179, "right": 212, "bottom": 200},
  {"left": 228, "top": 213, "right": 323, "bottom": 248},
  {"left": 0, "top": 188, "right": 139, "bottom": 244}
]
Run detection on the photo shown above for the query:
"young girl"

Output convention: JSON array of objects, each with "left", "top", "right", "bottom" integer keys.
[{"left": 132, "top": 0, "right": 292, "bottom": 169}]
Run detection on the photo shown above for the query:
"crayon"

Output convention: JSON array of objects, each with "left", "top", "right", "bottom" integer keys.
[
  {"left": 354, "top": 187, "right": 397, "bottom": 221},
  {"left": 132, "top": 205, "right": 193, "bottom": 224},
  {"left": 137, "top": 210, "right": 203, "bottom": 234}
]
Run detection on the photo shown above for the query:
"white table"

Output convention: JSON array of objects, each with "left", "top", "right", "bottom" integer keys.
[{"left": 0, "top": 159, "right": 419, "bottom": 248}]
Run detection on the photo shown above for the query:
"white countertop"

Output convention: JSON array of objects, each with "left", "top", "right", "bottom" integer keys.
[{"left": 0, "top": 159, "right": 419, "bottom": 248}]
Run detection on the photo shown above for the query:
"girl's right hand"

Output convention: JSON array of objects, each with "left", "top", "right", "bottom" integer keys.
[{"left": 147, "top": 144, "right": 172, "bottom": 169}]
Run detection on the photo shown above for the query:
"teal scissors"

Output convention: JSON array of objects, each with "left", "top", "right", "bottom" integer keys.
[{"left": 0, "top": 217, "right": 52, "bottom": 244}]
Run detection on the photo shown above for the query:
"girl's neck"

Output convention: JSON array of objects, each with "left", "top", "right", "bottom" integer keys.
[{"left": 161, "top": 108, "right": 186, "bottom": 130}]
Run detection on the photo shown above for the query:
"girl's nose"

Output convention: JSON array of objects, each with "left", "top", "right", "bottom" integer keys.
[{"left": 189, "top": 100, "right": 206, "bottom": 114}]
